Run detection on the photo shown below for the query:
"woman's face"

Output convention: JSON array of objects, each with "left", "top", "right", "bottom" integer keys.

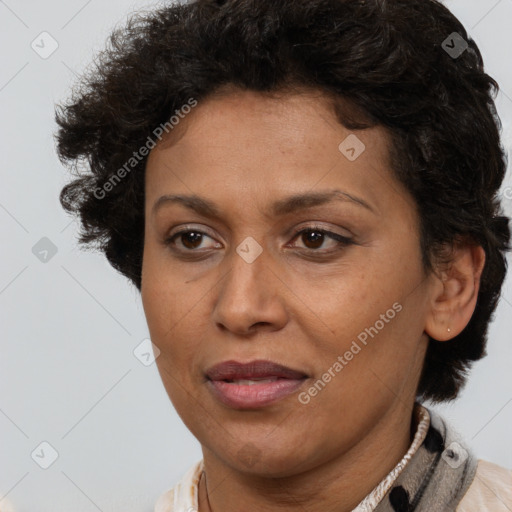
[{"left": 141, "top": 88, "right": 436, "bottom": 476}]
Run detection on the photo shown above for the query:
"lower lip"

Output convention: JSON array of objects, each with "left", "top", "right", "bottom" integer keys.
[{"left": 207, "top": 378, "right": 306, "bottom": 409}]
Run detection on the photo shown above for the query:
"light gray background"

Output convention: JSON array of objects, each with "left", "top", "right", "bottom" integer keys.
[{"left": 0, "top": 0, "right": 511, "bottom": 511}]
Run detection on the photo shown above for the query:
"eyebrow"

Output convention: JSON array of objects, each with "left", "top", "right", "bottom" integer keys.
[{"left": 151, "top": 189, "right": 376, "bottom": 218}]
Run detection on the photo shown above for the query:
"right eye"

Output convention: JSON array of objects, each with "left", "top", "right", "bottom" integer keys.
[{"left": 164, "top": 228, "right": 221, "bottom": 252}]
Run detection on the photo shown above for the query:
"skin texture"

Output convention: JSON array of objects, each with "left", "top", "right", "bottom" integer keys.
[{"left": 141, "top": 88, "right": 485, "bottom": 512}]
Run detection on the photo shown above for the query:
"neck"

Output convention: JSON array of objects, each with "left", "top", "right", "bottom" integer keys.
[{"left": 198, "top": 400, "right": 417, "bottom": 512}]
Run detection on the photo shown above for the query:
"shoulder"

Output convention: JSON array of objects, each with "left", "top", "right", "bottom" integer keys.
[
  {"left": 0, "top": 497, "right": 16, "bottom": 512},
  {"left": 154, "top": 459, "right": 204, "bottom": 512},
  {"left": 154, "top": 488, "right": 175, "bottom": 512},
  {"left": 457, "top": 459, "right": 512, "bottom": 511}
]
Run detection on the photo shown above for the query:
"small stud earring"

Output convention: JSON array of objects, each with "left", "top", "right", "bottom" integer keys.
[{"left": 447, "top": 327, "right": 451, "bottom": 333}]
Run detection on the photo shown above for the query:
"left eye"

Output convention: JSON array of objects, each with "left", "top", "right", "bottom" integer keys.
[
  {"left": 164, "top": 226, "right": 353, "bottom": 253},
  {"left": 289, "top": 227, "right": 353, "bottom": 251}
]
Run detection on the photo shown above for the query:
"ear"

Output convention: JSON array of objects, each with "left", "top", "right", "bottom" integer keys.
[{"left": 424, "top": 240, "right": 486, "bottom": 342}]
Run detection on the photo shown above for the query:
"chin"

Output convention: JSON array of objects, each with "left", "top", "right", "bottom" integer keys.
[{"left": 208, "top": 437, "right": 322, "bottom": 478}]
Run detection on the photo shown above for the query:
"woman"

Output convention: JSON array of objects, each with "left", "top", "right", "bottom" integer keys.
[{"left": 54, "top": 0, "right": 512, "bottom": 510}]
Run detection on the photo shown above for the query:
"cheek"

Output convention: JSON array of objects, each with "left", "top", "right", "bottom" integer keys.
[
  {"left": 303, "top": 255, "right": 424, "bottom": 378},
  {"left": 141, "top": 244, "right": 186, "bottom": 335},
  {"left": 143, "top": 282, "right": 203, "bottom": 408},
  {"left": 294, "top": 262, "right": 391, "bottom": 338},
  {"left": 141, "top": 257, "right": 204, "bottom": 374}
]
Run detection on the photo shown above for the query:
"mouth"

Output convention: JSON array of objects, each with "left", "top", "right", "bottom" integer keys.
[{"left": 205, "top": 359, "right": 309, "bottom": 409}]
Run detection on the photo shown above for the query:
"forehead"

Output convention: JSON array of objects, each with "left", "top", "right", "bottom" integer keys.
[
  {"left": 144, "top": 88, "right": 400, "bottom": 216},
  {"left": 151, "top": 87, "right": 389, "bottom": 154}
]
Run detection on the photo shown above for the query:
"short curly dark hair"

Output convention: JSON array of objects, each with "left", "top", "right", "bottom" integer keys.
[{"left": 54, "top": 0, "right": 510, "bottom": 403}]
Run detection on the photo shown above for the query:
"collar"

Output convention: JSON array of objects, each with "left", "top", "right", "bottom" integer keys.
[
  {"left": 354, "top": 403, "right": 431, "bottom": 511},
  {"left": 157, "top": 403, "right": 477, "bottom": 512}
]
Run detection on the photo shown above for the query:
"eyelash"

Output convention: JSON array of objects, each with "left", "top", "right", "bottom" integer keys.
[{"left": 164, "top": 225, "right": 354, "bottom": 255}]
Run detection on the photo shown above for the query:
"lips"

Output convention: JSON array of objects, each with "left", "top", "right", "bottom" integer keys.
[
  {"left": 205, "top": 360, "right": 308, "bottom": 409},
  {"left": 206, "top": 360, "right": 308, "bottom": 381}
]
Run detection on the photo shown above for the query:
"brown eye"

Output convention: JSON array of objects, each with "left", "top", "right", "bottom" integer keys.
[
  {"left": 178, "top": 231, "right": 204, "bottom": 250},
  {"left": 165, "top": 229, "right": 220, "bottom": 251},
  {"left": 290, "top": 226, "right": 353, "bottom": 252},
  {"left": 299, "top": 229, "right": 327, "bottom": 249}
]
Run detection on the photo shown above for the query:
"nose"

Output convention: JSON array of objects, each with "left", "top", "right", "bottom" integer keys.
[{"left": 212, "top": 244, "right": 289, "bottom": 336}]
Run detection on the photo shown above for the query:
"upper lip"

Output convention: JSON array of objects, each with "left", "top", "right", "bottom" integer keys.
[{"left": 206, "top": 360, "right": 308, "bottom": 381}]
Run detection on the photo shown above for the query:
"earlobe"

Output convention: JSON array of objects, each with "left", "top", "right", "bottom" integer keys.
[{"left": 424, "top": 242, "right": 486, "bottom": 342}]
